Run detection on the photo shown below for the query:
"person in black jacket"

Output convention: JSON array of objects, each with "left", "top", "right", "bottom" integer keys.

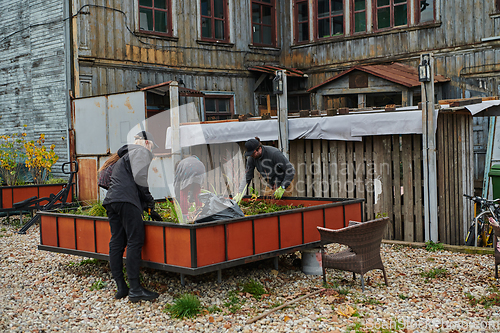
[
  {"left": 103, "top": 131, "right": 159, "bottom": 302},
  {"left": 239, "top": 137, "right": 295, "bottom": 199}
]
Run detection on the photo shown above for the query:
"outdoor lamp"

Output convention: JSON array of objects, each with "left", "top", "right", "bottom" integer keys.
[
  {"left": 273, "top": 71, "right": 284, "bottom": 94},
  {"left": 419, "top": 54, "right": 431, "bottom": 82}
]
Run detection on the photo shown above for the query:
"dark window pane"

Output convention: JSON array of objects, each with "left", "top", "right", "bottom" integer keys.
[
  {"left": 332, "top": 16, "right": 343, "bottom": 35},
  {"left": 394, "top": 4, "right": 407, "bottom": 26},
  {"left": 263, "top": 26, "right": 272, "bottom": 44},
  {"left": 332, "top": 0, "right": 343, "bottom": 12},
  {"left": 299, "top": 22, "right": 308, "bottom": 41},
  {"left": 140, "top": 0, "right": 152, "bottom": 7},
  {"left": 377, "top": 0, "right": 390, "bottom": 6},
  {"left": 288, "top": 97, "right": 299, "bottom": 111},
  {"left": 318, "top": 0, "right": 328, "bottom": 18},
  {"left": 394, "top": 0, "right": 406, "bottom": 3},
  {"left": 219, "top": 99, "right": 228, "bottom": 112},
  {"left": 252, "top": 4, "right": 261, "bottom": 23},
  {"left": 419, "top": 0, "right": 434, "bottom": 22},
  {"left": 155, "top": 11, "right": 167, "bottom": 32},
  {"left": 262, "top": 6, "right": 272, "bottom": 25},
  {"left": 298, "top": 3, "right": 308, "bottom": 21},
  {"left": 202, "top": 17, "right": 211, "bottom": 38},
  {"left": 206, "top": 99, "right": 216, "bottom": 112},
  {"left": 215, "top": 20, "right": 224, "bottom": 39},
  {"left": 377, "top": 7, "right": 390, "bottom": 29},
  {"left": 300, "top": 95, "right": 310, "bottom": 110},
  {"left": 354, "top": 0, "right": 365, "bottom": 11},
  {"left": 155, "top": 0, "right": 167, "bottom": 9},
  {"left": 354, "top": 12, "right": 366, "bottom": 32},
  {"left": 262, "top": 0, "right": 271, "bottom": 3},
  {"left": 318, "top": 18, "right": 329, "bottom": 37},
  {"left": 140, "top": 8, "right": 153, "bottom": 31},
  {"left": 253, "top": 24, "right": 261, "bottom": 43},
  {"left": 201, "top": 0, "right": 210, "bottom": 16},
  {"left": 214, "top": 0, "right": 224, "bottom": 18}
]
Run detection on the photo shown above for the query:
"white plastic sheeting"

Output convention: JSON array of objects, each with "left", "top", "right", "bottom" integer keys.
[{"left": 165, "top": 110, "right": 424, "bottom": 148}]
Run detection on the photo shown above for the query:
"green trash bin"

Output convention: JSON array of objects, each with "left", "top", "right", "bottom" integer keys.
[{"left": 488, "top": 164, "right": 500, "bottom": 199}]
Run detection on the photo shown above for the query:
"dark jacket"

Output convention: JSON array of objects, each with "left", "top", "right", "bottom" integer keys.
[
  {"left": 103, "top": 144, "right": 155, "bottom": 211},
  {"left": 174, "top": 155, "right": 206, "bottom": 199},
  {"left": 240, "top": 145, "right": 295, "bottom": 192}
]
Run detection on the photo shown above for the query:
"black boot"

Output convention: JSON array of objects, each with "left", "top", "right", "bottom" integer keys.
[
  {"left": 128, "top": 279, "right": 159, "bottom": 303},
  {"left": 114, "top": 279, "right": 129, "bottom": 299}
]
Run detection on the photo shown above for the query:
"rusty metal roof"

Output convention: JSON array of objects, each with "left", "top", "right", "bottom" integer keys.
[
  {"left": 307, "top": 62, "right": 450, "bottom": 92},
  {"left": 248, "top": 65, "right": 308, "bottom": 77},
  {"left": 138, "top": 81, "right": 205, "bottom": 97}
]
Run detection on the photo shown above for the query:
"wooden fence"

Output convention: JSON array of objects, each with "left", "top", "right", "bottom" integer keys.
[{"left": 190, "top": 112, "right": 474, "bottom": 245}]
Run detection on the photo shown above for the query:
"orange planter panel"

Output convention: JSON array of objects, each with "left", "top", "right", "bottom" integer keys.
[
  {"left": 196, "top": 225, "right": 225, "bottom": 267},
  {"left": 40, "top": 215, "right": 58, "bottom": 246},
  {"left": 254, "top": 216, "right": 279, "bottom": 254},
  {"left": 38, "top": 185, "right": 66, "bottom": 202},
  {"left": 142, "top": 225, "right": 165, "bottom": 263},
  {"left": 324, "top": 206, "right": 345, "bottom": 229},
  {"left": 303, "top": 210, "right": 324, "bottom": 243},
  {"left": 75, "top": 218, "right": 95, "bottom": 252},
  {"left": 95, "top": 220, "right": 111, "bottom": 254},
  {"left": 226, "top": 220, "right": 253, "bottom": 260},
  {"left": 280, "top": 212, "right": 303, "bottom": 248},
  {"left": 58, "top": 217, "right": 76, "bottom": 249},
  {"left": 1, "top": 188, "right": 13, "bottom": 209},
  {"left": 344, "top": 203, "right": 362, "bottom": 223},
  {"left": 166, "top": 227, "right": 191, "bottom": 267},
  {"left": 13, "top": 187, "right": 38, "bottom": 206}
]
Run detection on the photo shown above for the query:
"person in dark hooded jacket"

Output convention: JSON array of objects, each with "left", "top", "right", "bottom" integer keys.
[{"left": 103, "top": 131, "right": 159, "bottom": 302}]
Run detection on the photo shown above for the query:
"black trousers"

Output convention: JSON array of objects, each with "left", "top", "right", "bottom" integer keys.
[{"left": 105, "top": 202, "right": 144, "bottom": 283}]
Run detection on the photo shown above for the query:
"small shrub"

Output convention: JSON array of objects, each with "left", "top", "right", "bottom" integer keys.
[
  {"left": 242, "top": 279, "right": 267, "bottom": 299},
  {"left": 90, "top": 279, "right": 106, "bottom": 291},
  {"left": 425, "top": 240, "right": 444, "bottom": 252},
  {"left": 420, "top": 267, "right": 448, "bottom": 279},
  {"left": 87, "top": 202, "right": 107, "bottom": 217},
  {"left": 164, "top": 293, "right": 202, "bottom": 319},
  {"left": 223, "top": 290, "right": 244, "bottom": 313}
]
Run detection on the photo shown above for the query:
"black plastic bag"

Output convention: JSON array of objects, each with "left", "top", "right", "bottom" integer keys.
[{"left": 195, "top": 192, "right": 244, "bottom": 223}]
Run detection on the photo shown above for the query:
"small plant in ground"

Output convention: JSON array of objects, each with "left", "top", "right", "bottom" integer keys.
[
  {"left": 206, "top": 305, "right": 222, "bottom": 313},
  {"left": 242, "top": 279, "right": 267, "bottom": 299},
  {"left": 426, "top": 257, "right": 435, "bottom": 261},
  {"left": 420, "top": 267, "right": 448, "bottom": 279},
  {"left": 90, "top": 279, "right": 106, "bottom": 291},
  {"left": 78, "top": 258, "right": 102, "bottom": 266},
  {"left": 466, "top": 285, "right": 500, "bottom": 308},
  {"left": 338, "top": 287, "right": 350, "bottom": 295},
  {"left": 425, "top": 240, "right": 444, "bottom": 252},
  {"left": 164, "top": 293, "right": 202, "bottom": 318},
  {"left": 398, "top": 294, "right": 408, "bottom": 300},
  {"left": 223, "top": 290, "right": 244, "bottom": 313}
]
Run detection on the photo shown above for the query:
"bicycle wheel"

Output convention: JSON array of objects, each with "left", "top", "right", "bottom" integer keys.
[{"left": 465, "top": 222, "right": 477, "bottom": 246}]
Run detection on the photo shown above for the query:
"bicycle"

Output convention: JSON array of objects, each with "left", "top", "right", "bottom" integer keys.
[{"left": 463, "top": 194, "right": 500, "bottom": 247}]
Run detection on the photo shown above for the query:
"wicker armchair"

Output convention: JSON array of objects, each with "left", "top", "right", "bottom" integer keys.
[{"left": 317, "top": 217, "right": 390, "bottom": 291}]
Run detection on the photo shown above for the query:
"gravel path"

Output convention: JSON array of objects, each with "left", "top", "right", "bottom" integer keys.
[{"left": 1, "top": 221, "right": 500, "bottom": 333}]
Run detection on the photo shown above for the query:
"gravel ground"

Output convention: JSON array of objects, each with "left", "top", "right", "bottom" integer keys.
[{"left": 1, "top": 220, "right": 500, "bottom": 333}]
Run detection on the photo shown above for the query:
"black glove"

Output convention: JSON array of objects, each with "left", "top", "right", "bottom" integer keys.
[{"left": 149, "top": 209, "right": 163, "bottom": 222}]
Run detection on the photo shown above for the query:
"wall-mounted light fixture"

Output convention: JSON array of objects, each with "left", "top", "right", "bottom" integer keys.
[
  {"left": 273, "top": 71, "right": 284, "bottom": 94},
  {"left": 418, "top": 54, "right": 431, "bottom": 82}
]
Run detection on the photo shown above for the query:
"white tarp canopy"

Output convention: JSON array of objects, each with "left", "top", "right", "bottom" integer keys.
[{"left": 165, "top": 110, "right": 424, "bottom": 148}]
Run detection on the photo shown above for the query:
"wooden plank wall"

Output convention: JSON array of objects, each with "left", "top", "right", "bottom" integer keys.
[{"left": 191, "top": 113, "right": 474, "bottom": 245}]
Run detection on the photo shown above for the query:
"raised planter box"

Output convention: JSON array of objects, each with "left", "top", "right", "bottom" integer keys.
[
  {"left": 38, "top": 197, "right": 363, "bottom": 283},
  {"left": 1, "top": 183, "right": 70, "bottom": 211}
]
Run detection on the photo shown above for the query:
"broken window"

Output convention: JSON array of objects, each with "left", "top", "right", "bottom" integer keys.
[
  {"left": 139, "top": 0, "right": 171, "bottom": 35},
  {"left": 376, "top": 0, "right": 408, "bottom": 30},
  {"left": 201, "top": 0, "right": 228, "bottom": 41},
  {"left": 417, "top": 0, "right": 434, "bottom": 23},
  {"left": 252, "top": 0, "right": 276, "bottom": 46},
  {"left": 317, "top": 0, "right": 344, "bottom": 38},
  {"left": 295, "top": 0, "right": 309, "bottom": 43}
]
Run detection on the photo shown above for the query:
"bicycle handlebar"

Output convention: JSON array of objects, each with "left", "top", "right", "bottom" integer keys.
[{"left": 463, "top": 194, "right": 500, "bottom": 207}]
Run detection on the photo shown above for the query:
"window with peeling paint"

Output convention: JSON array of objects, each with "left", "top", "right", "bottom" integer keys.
[
  {"left": 294, "top": 0, "right": 309, "bottom": 43},
  {"left": 139, "top": 0, "right": 172, "bottom": 36},
  {"left": 201, "top": 0, "right": 229, "bottom": 41},
  {"left": 252, "top": 0, "right": 276, "bottom": 46},
  {"left": 353, "top": 0, "right": 366, "bottom": 33},
  {"left": 317, "top": 0, "right": 344, "bottom": 39}
]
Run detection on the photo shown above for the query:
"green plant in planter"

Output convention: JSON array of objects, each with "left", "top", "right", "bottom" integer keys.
[
  {"left": 0, "top": 132, "right": 27, "bottom": 185},
  {"left": 24, "top": 133, "right": 59, "bottom": 184}
]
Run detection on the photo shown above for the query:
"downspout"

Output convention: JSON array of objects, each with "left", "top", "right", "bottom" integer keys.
[{"left": 63, "top": 0, "right": 72, "bottom": 164}]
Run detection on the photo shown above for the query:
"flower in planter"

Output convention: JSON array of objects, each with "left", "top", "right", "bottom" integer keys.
[
  {"left": 24, "top": 134, "right": 59, "bottom": 185},
  {"left": 0, "top": 133, "right": 27, "bottom": 185}
]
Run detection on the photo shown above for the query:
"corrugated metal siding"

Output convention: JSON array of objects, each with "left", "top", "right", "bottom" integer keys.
[{"left": 0, "top": 0, "right": 69, "bottom": 178}]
